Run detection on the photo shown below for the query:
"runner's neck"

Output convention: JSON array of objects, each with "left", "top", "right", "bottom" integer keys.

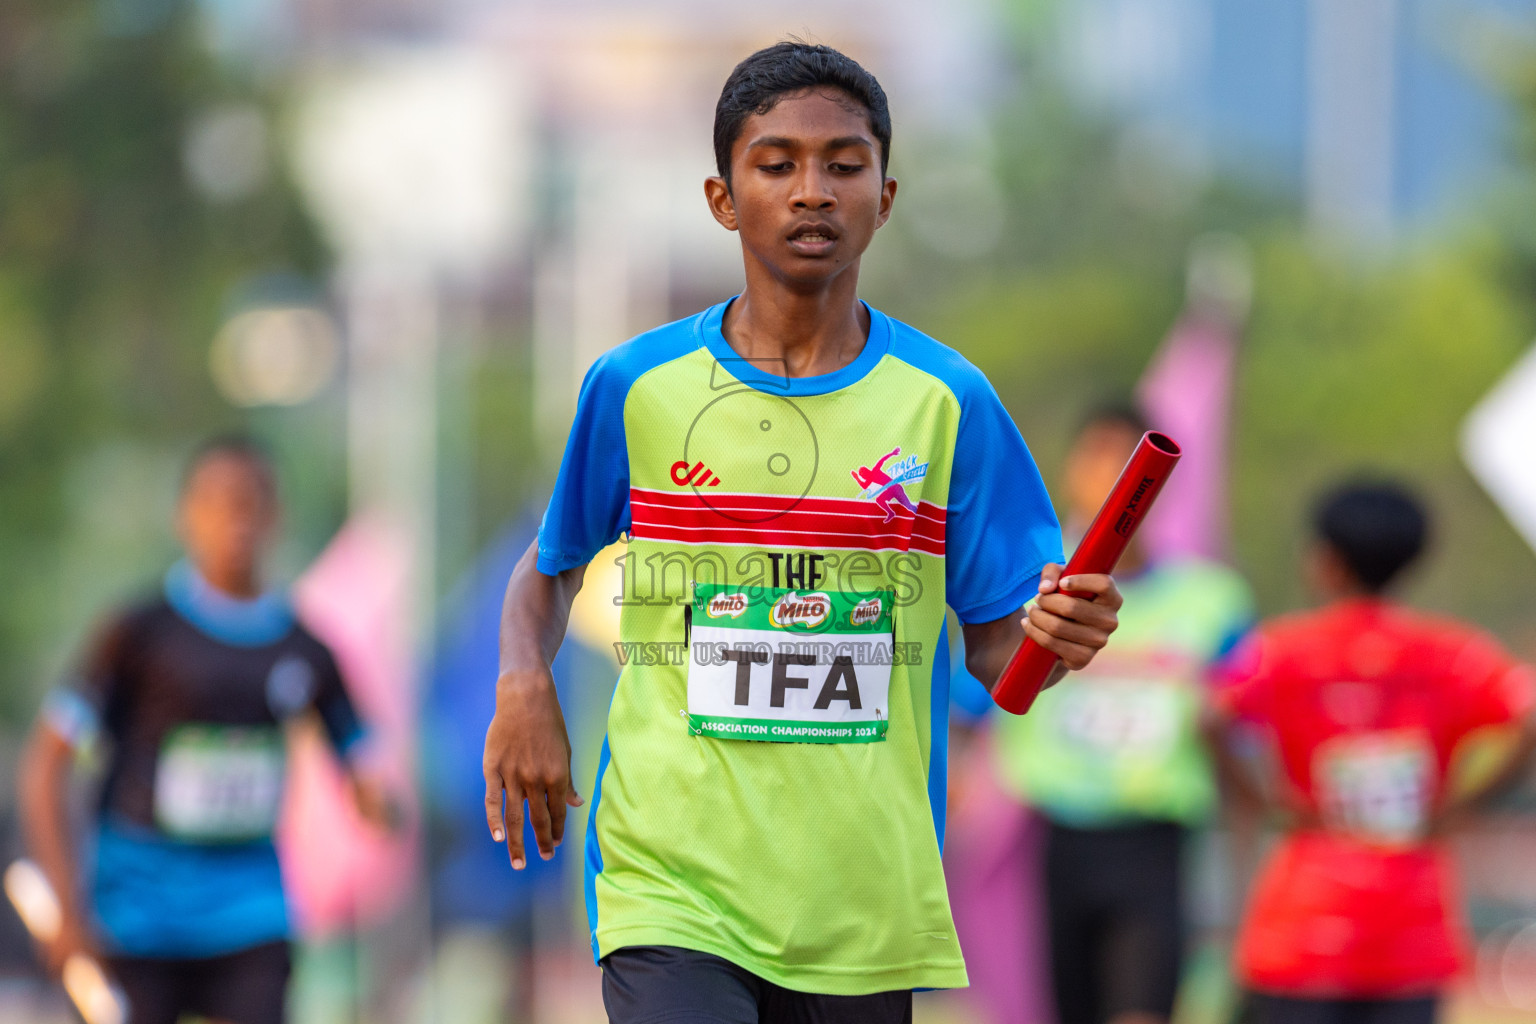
[
  {"left": 197, "top": 564, "right": 263, "bottom": 600},
  {"left": 720, "top": 283, "right": 869, "bottom": 379}
]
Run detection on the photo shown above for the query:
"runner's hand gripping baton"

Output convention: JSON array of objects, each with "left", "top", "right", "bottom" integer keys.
[
  {"left": 5, "top": 859, "right": 128, "bottom": 1024},
  {"left": 992, "top": 431, "right": 1182, "bottom": 715}
]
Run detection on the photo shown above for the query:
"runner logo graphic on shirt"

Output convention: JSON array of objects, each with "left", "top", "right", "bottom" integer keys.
[{"left": 852, "top": 447, "right": 927, "bottom": 523}]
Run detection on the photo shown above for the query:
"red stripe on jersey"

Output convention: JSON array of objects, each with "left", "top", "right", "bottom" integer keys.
[{"left": 628, "top": 489, "right": 946, "bottom": 555}]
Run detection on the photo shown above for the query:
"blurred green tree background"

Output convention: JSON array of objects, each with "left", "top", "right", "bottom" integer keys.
[{"left": 0, "top": 0, "right": 331, "bottom": 718}]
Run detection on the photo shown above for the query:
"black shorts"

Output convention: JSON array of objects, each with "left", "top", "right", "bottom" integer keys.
[
  {"left": 1244, "top": 993, "right": 1438, "bottom": 1024},
  {"left": 1044, "top": 820, "right": 1186, "bottom": 1024},
  {"left": 108, "top": 940, "right": 291, "bottom": 1024},
  {"left": 600, "top": 945, "right": 912, "bottom": 1024}
]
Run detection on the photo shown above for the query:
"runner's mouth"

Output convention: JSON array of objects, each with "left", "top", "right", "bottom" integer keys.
[{"left": 787, "top": 224, "right": 838, "bottom": 254}]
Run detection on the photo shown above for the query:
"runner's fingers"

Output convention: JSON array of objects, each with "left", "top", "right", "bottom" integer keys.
[
  {"left": 566, "top": 785, "right": 585, "bottom": 808},
  {"left": 483, "top": 773, "right": 507, "bottom": 843},
  {"left": 524, "top": 783, "right": 556, "bottom": 860},
  {"left": 1034, "top": 592, "right": 1118, "bottom": 631},
  {"left": 1023, "top": 619, "right": 1099, "bottom": 670},
  {"left": 1027, "top": 604, "right": 1112, "bottom": 649},
  {"left": 1060, "top": 573, "right": 1123, "bottom": 610},
  {"left": 504, "top": 794, "right": 528, "bottom": 869},
  {"left": 548, "top": 782, "right": 569, "bottom": 847}
]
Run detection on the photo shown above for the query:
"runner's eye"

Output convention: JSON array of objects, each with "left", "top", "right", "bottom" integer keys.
[
  {"left": 759, "top": 162, "right": 792, "bottom": 173},
  {"left": 830, "top": 163, "right": 863, "bottom": 174}
]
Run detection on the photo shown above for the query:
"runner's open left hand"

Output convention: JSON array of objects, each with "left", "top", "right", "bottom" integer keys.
[
  {"left": 483, "top": 668, "right": 584, "bottom": 870},
  {"left": 1021, "top": 563, "right": 1121, "bottom": 671}
]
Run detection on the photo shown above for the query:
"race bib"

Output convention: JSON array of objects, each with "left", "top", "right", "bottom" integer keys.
[
  {"left": 1057, "top": 676, "right": 1184, "bottom": 755},
  {"left": 1315, "top": 730, "right": 1434, "bottom": 846},
  {"left": 154, "top": 725, "right": 286, "bottom": 842},
  {"left": 686, "top": 584, "right": 893, "bottom": 744}
]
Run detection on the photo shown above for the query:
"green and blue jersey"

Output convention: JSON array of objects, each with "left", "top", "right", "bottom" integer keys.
[{"left": 537, "top": 299, "right": 1062, "bottom": 993}]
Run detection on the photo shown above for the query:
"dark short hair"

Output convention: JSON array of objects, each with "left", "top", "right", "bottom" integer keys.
[
  {"left": 713, "top": 42, "right": 892, "bottom": 185},
  {"left": 1312, "top": 481, "right": 1428, "bottom": 593},
  {"left": 1079, "top": 401, "right": 1151, "bottom": 439},
  {"left": 182, "top": 433, "right": 277, "bottom": 496}
]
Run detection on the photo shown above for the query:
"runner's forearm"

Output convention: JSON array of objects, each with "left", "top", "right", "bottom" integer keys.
[
  {"left": 962, "top": 614, "right": 1071, "bottom": 692},
  {"left": 1201, "top": 711, "right": 1271, "bottom": 814},
  {"left": 1437, "top": 715, "right": 1536, "bottom": 823},
  {"left": 498, "top": 541, "right": 586, "bottom": 678},
  {"left": 959, "top": 610, "right": 1023, "bottom": 690},
  {"left": 17, "top": 725, "right": 84, "bottom": 925}
]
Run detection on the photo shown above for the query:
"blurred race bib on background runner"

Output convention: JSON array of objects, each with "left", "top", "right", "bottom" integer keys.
[
  {"left": 1315, "top": 729, "right": 1434, "bottom": 846},
  {"left": 154, "top": 725, "right": 285, "bottom": 842},
  {"left": 686, "top": 584, "right": 894, "bottom": 744},
  {"left": 1056, "top": 677, "right": 1185, "bottom": 755}
]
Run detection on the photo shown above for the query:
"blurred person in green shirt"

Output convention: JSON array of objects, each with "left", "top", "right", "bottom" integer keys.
[{"left": 995, "top": 406, "right": 1254, "bottom": 1024}]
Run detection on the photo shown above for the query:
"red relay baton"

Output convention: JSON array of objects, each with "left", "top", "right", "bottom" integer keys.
[{"left": 992, "top": 431, "right": 1182, "bottom": 715}]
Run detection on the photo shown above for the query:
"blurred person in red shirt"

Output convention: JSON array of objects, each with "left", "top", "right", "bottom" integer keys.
[{"left": 1206, "top": 481, "right": 1536, "bottom": 1024}]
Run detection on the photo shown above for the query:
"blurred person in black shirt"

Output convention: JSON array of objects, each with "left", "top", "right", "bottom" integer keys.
[{"left": 18, "top": 437, "right": 395, "bottom": 1024}]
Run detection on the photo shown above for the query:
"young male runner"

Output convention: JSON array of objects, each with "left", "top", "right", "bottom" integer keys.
[
  {"left": 18, "top": 437, "right": 394, "bottom": 1024},
  {"left": 482, "top": 43, "right": 1123, "bottom": 1022},
  {"left": 994, "top": 407, "right": 1253, "bottom": 1024},
  {"left": 1207, "top": 482, "right": 1536, "bottom": 1024}
]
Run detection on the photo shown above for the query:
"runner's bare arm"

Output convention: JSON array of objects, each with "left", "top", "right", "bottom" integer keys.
[
  {"left": 1199, "top": 705, "right": 1272, "bottom": 814},
  {"left": 960, "top": 563, "right": 1121, "bottom": 692},
  {"left": 1429, "top": 709, "right": 1536, "bottom": 837},
  {"left": 483, "top": 540, "right": 587, "bottom": 870},
  {"left": 17, "top": 722, "right": 96, "bottom": 973}
]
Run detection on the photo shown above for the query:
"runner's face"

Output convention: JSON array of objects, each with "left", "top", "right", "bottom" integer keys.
[
  {"left": 707, "top": 89, "right": 896, "bottom": 287},
  {"left": 1064, "top": 423, "right": 1140, "bottom": 524},
  {"left": 177, "top": 454, "right": 277, "bottom": 590}
]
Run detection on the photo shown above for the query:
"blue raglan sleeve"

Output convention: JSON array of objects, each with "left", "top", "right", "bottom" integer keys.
[
  {"left": 945, "top": 378, "right": 1063, "bottom": 624},
  {"left": 536, "top": 355, "right": 634, "bottom": 575}
]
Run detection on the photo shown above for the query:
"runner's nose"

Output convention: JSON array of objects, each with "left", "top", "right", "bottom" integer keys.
[{"left": 790, "top": 166, "right": 835, "bottom": 210}]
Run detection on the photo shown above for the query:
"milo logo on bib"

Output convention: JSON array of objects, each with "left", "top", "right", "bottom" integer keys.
[
  {"left": 706, "top": 592, "right": 748, "bottom": 619},
  {"left": 849, "top": 596, "right": 883, "bottom": 628},
  {"left": 687, "top": 583, "right": 894, "bottom": 744},
  {"left": 770, "top": 592, "right": 831, "bottom": 630}
]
